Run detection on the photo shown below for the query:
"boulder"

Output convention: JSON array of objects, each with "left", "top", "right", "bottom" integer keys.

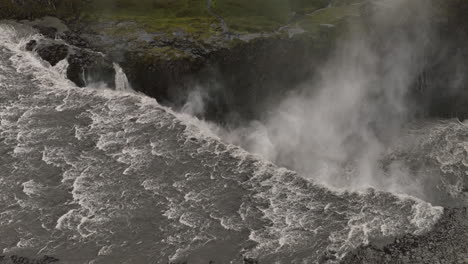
[
  {"left": 33, "top": 25, "right": 57, "bottom": 39},
  {"left": 67, "top": 50, "right": 115, "bottom": 88},
  {"left": 59, "top": 30, "right": 90, "bottom": 48},
  {"left": 36, "top": 43, "right": 68, "bottom": 66},
  {"left": 25, "top": 40, "right": 37, "bottom": 51}
]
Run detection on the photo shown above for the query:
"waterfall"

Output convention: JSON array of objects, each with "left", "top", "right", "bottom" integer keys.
[{"left": 113, "top": 63, "right": 133, "bottom": 92}]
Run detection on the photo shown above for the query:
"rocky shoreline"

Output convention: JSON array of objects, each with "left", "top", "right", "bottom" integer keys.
[{"left": 19, "top": 16, "right": 337, "bottom": 122}]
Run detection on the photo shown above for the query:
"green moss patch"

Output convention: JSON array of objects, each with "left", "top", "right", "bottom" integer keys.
[
  {"left": 81, "top": 0, "right": 218, "bottom": 36},
  {"left": 297, "top": 4, "right": 361, "bottom": 33},
  {"left": 213, "top": 0, "right": 330, "bottom": 33},
  {"left": 81, "top": 0, "right": 339, "bottom": 35}
]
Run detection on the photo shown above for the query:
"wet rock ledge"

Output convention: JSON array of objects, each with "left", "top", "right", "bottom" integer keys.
[
  {"left": 341, "top": 208, "right": 468, "bottom": 264},
  {"left": 25, "top": 19, "right": 117, "bottom": 89}
]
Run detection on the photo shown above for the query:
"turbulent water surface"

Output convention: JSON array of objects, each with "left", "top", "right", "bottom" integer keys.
[{"left": 0, "top": 22, "right": 457, "bottom": 264}]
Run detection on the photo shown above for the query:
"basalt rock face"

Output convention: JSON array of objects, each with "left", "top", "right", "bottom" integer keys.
[
  {"left": 341, "top": 208, "right": 468, "bottom": 264},
  {"left": 412, "top": 0, "right": 468, "bottom": 120},
  {"left": 22, "top": 23, "right": 115, "bottom": 88},
  {"left": 417, "top": 50, "right": 468, "bottom": 120},
  {"left": 36, "top": 43, "right": 69, "bottom": 66},
  {"left": 203, "top": 36, "right": 330, "bottom": 121},
  {"left": 120, "top": 34, "right": 331, "bottom": 122},
  {"left": 25, "top": 38, "right": 69, "bottom": 67},
  {"left": 33, "top": 25, "right": 58, "bottom": 39},
  {"left": 67, "top": 51, "right": 115, "bottom": 88}
]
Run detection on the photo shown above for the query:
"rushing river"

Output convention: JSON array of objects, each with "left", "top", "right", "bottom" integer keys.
[{"left": 0, "top": 22, "right": 455, "bottom": 264}]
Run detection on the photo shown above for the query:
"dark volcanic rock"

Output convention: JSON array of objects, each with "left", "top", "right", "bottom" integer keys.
[
  {"left": 200, "top": 36, "right": 329, "bottom": 121},
  {"left": 59, "top": 31, "right": 90, "bottom": 49},
  {"left": 33, "top": 25, "right": 57, "bottom": 39},
  {"left": 21, "top": 22, "right": 114, "bottom": 88},
  {"left": 25, "top": 40, "right": 37, "bottom": 51},
  {"left": 36, "top": 43, "right": 68, "bottom": 66},
  {"left": 409, "top": 0, "right": 468, "bottom": 120},
  {"left": 121, "top": 35, "right": 330, "bottom": 122},
  {"left": 122, "top": 54, "right": 204, "bottom": 104},
  {"left": 341, "top": 208, "right": 468, "bottom": 264},
  {"left": 67, "top": 50, "right": 115, "bottom": 88}
]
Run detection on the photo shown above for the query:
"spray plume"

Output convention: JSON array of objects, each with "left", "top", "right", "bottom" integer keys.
[{"left": 184, "top": 0, "right": 437, "bottom": 198}]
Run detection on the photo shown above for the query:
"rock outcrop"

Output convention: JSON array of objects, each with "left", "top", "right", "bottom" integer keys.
[
  {"left": 20, "top": 17, "right": 115, "bottom": 88},
  {"left": 411, "top": 0, "right": 468, "bottom": 119},
  {"left": 69, "top": 0, "right": 357, "bottom": 121},
  {"left": 36, "top": 43, "right": 69, "bottom": 66},
  {"left": 3, "top": 0, "right": 360, "bottom": 121}
]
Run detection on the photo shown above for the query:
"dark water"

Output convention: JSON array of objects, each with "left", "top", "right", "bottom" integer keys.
[{"left": 0, "top": 23, "right": 451, "bottom": 264}]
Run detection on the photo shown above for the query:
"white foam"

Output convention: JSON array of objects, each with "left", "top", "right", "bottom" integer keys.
[
  {"left": 410, "top": 202, "right": 444, "bottom": 234},
  {"left": 98, "top": 245, "right": 116, "bottom": 256},
  {"left": 22, "top": 180, "right": 44, "bottom": 197},
  {"left": 0, "top": 22, "right": 450, "bottom": 263},
  {"left": 42, "top": 146, "right": 66, "bottom": 167}
]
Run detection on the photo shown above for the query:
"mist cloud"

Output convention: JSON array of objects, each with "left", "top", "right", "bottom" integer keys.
[{"left": 183, "top": 0, "right": 438, "bottom": 198}]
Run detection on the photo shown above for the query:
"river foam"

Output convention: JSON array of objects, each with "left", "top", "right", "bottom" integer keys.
[{"left": 0, "top": 22, "right": 445, "bottom": 263}]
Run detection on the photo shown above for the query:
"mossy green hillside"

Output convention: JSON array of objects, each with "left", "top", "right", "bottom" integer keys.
[
  {"left": 81, "top": 0, "right": 366, "bottom": 66},
  {"left": 0, "top": 0, "right": 369, "bottom": 66},
  {"left": 82, "top": 0, "right": 338, "bottom": 35},
  {"left": 296, "top": 4, "right": 362, "bottom": 33},
  {"left": 0, "top": 0, "right": 366, "bottom": 37},
  {"left": 212, "top": 0, "right": 330, "bottom": 32},
  {"left": 82, "top": 0, "right": 218, "bottom": 35}
]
